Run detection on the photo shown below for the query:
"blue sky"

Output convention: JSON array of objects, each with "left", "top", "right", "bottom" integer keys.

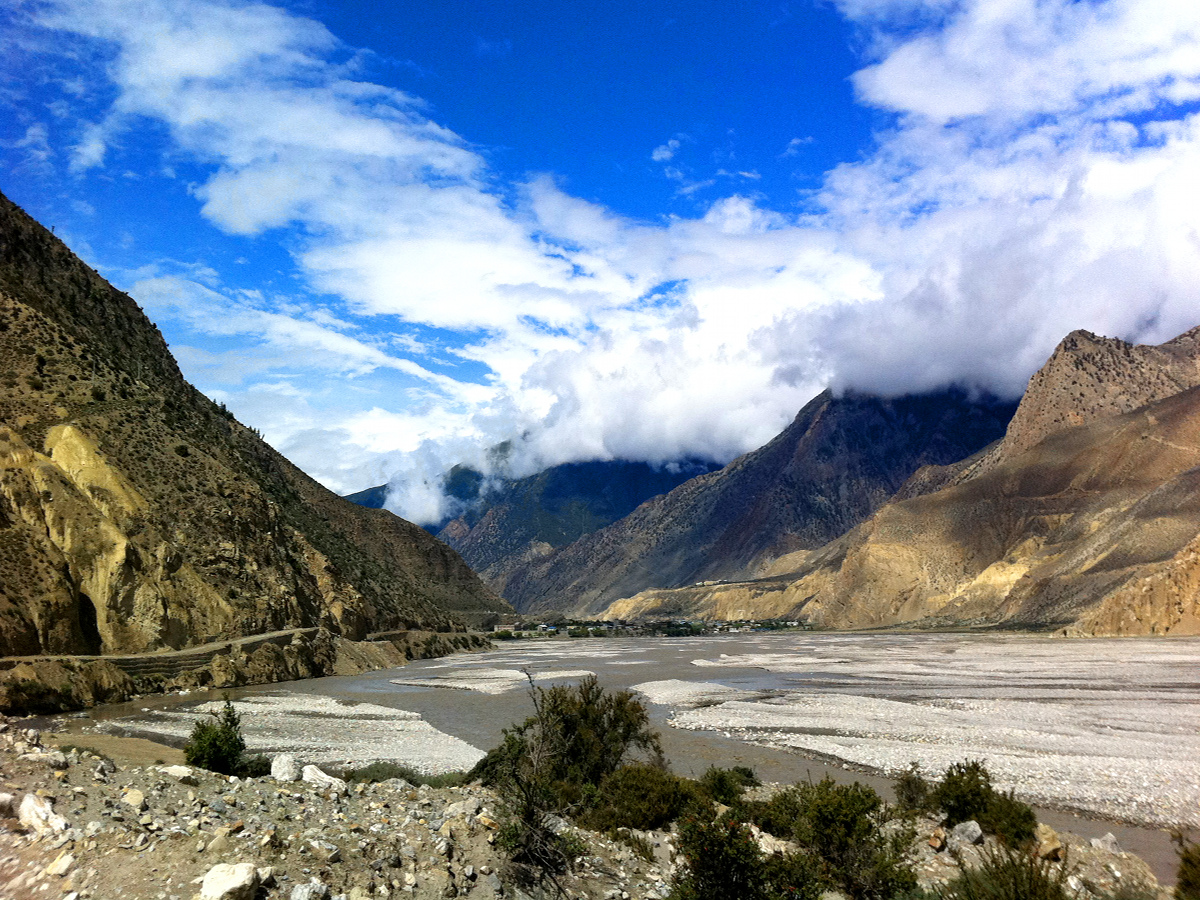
[{"left": 4, "top": 0, "right": 1200, "bottom": 523}]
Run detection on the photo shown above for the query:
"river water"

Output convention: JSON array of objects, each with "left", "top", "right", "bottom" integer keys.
[{"left": 83, "top": 631, "right": 1200, "bottom": 882}]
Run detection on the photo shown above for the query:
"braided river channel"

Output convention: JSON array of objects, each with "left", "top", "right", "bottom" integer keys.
[{"left": 85, "top": 632, "right": 1200, "bottom": 882}]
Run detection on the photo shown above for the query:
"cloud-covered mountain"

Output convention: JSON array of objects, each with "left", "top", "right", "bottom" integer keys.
[
  {"left": 497, "top": 389, "right": 1017, "bottom": 616},
  {"left": 0, "top": 191, "right": 508, "bottom": 657},
  {"left": 5, "top": 0, "right": 1200, "bottom": 512},
  {"left": 604, "top": 326, "right": 1200, "bottom": 635}
]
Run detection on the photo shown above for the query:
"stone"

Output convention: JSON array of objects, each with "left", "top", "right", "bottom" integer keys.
[
  {"left": 122, "top": 789, "right": 148, "bottom": 812},
  {"left": 445, "top": 797, "right": 481, "bottom": 819},
  {"left": 272, "top": 754, "right": 302, "bottom": 782},
  {"left": 21, "top": 750, "right": 69, "bottom": 769},
  {"left": 309, "top": 839, "right": 341, "bottom": 863},
  {"left": 1091, "top": 833, "right": 1122, "bottom": 854},
  {"left": 162, "top": 765, "right": 200, "bottom": 785},
  {"left": 199, "top": 862, "right": 260, "bottom": 900},
  {"left": 301, "top": 765, "right": 347, "bottom": 793},
  {"left": 1035, "top": 824, "right": 1063, "bottom": 861},
  {"left": 206, "top": 834, "right": 232, "bottom": 854},
  {"left": 19, "top": 793, "right": 69, "bottom": 836},
  {"left": 0, "top": 792, "right": 16, "bottom": 818},
  {"left": 928, "top": 827, "right": 947, "bottom": 851},
  {"left": 256, "top": 867, "right": 276, "bottom": 887},
  {"left": 291, "top": 879, "right": 331, "bottom": 900},
  {"left": 44, "top": 850, "right": 75, "bottom": 876},
  {"left": 950, "top": 820, "right": 983, "bottom": 846}
]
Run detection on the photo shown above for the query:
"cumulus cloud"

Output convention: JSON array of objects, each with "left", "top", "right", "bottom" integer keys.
[{"left": 18, "top": 0, "right": 1200, "bottom": 524}]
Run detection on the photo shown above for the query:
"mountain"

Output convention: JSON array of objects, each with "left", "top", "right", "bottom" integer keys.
[
  {"left": 497, "top": 389, "right": 1017, "bottom": 616},
  {"left": 604, "top": 327, "right": 1200, "bottom": 635},
  {"left": 435, "top": 458, "right": 722, "bottom": 594},
  {"left": 0, "top": 190, "right": 509, "bottom": 658},
  {"left": 346, "top": 459, "right": 723, "bottom": 592}
]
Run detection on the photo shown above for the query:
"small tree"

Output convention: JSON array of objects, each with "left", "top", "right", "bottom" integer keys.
[
  {"left": 475, "top": 675, "right": 662, "bottom": 893},
  {"left": 184, "top": 697, "right": 246, "bottom": 775},
  {"left": 1176, "top": 832, "right": 1200, "bottom": 900}
]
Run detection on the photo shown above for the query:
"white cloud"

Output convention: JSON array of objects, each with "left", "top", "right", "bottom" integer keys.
[
  {"left": 652, "top": 138, "right": 681, "bottom": 161},
  {"left": 21, "top": 0, "right": 1200, "bottom": 523}
]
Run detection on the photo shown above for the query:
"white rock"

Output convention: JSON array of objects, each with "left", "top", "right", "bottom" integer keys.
[
  {"left": 1091, "top": 833, "right": 1122, "bottom": 854},
  {"left": 19, "top": 793, "right": 68, "bottom": 836},
  {"left": 271, "top": 754, "right": 301, "bottom": 782},
  {"left": 291, "top": 879, "right": 331, "bottom": 900},
  {"left": 950, "top": 820, "right": 984, "bottom": 846},
  {"left": 199, "top": 862, "right": 260, "bottom": 900},
  {"left": 301, "top": 765, "right": 347, "bottom": 793},
  {"left": 161, "top": 765, "right": 200, "bottom": 785},
  {"left": 20, "top": 750, "right": 68, "bottom": 769}
]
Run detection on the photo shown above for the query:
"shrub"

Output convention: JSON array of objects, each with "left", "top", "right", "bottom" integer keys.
[
  {"left": 895, "top": 763, "right": 934, "bottom": 816},
  {"left": 746, "top": 777, "right": 917, "bottom": 900},
  {"left": 937, "top": 845, "right": 1068, "bottom": 900},
  {"left": 930, "top": 761, "right": 1037, "bottom": 845},
  {"left": 476, "top": 675, "right": 662, "bottom": 891},
  {"left": 670, "top": 812, "right": 769, "bottom": 900},
  {"left": 700, "top": 765, "right": 760, "bottom": 805},
  {"left": 238, "top": 753, "right": 271, "bottom": 778},
  {"left": 934, "top": 760, "right": 994, "bottom": 826},
  {"left": 582, "top": 763, "right": 704, "bottom": 832},
  {"left": 979, "top": 790, "right": 1037, "bottom": 847},
  {"left": 1176, "top": 832, "right": 1200, "bottom": 900},
  {"left": 184, "top": 698, "right": 246, "bottom": 776},
  {"left": 342, "top": 761, "right": 467, "bottom": 788},
  {"left": 471, "top": 674, "right": 662, "bottom": 808}
]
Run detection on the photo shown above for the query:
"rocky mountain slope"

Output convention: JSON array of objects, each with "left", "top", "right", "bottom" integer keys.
[
  {"left": 0, "top": 191, "right": 508, "bottom": 658},
  {"left": 434, "top": 458, "right": 721, "bottom": 595},
  {"left": 499, "top": 390, "right": 1016, "bottom": 616},
  {"left": 347, "top": 459, "right": 720, "bottom": 595},
  {"left": 605, "top": 328, "right": 1200, "bottom": 635},
  {"left": 0, "top": 714, "right": 1173, "bottom": 900}
]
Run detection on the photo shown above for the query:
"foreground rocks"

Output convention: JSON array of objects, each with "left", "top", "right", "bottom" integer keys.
[{"left": 0, "top": 713, "right": 1173, "bottom": 900}]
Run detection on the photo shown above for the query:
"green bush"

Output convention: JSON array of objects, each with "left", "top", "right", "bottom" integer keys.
[
  {"left": 670, "top": 812, "right": 769, "bottom": 900},
  {"left": 582, "top": 763, "right": 704, "bottom": 832},
  {"left": 937, "top": 845, "right": 1068, "bottom": 900},
  {"left": 930, "top": 761, "right": 1036, "bottom": 845},
  {"left": 933, "top": 761, "right": 994, "bottom": 827},
  {"left": 700, "top": 765, "right": 761, "bottom": 805},
  {"left": 978, "top": 790, "right": 1037, "bottom": 847},
  {"left": 184, "top": 699, "right": 246, "bottom": 776},
  {"left": 471, "top": 674, "right": 662, "bottom": 808},
  {"left": 1176, "top": 833, "right": 1200, "bottom": 900},
  {"left": 744, "top": 777, "right": 916, "bottom": 900},
  {"left": 895, "top": 763, "right": 934, "bottom": 816},
  {"left": 476, "top": 675, "right": 662, "bottom": 891},
  {"left": 237, "top": 753, "right": 271, "bottom": 778}
]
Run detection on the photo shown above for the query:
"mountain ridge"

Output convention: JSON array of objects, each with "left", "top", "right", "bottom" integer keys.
[{"left": 0, "top": 190, "right": 509, "bottom": 659}]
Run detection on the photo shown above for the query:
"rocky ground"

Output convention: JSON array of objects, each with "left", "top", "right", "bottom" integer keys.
[{"left": 0, "top": 712, "right": 1174, "bottom": 900}]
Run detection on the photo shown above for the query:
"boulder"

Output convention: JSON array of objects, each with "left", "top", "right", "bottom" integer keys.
[
  {"left": 1035, "top": 824, "right": 1063, "bottom": 861},
  {"left": 445, "top": 797, "right": 482, "bottom": 819},
  {"left": 122, "top": 788, "right": 148, "bottom": 812},
  {"left": 301, "top": 764, "right": 347, "bottom": 793},
  {"left": 199, "top": 862, "right": 260, "bottom": 900},
  {"left": 290, "top": 880, "right": 331, "bottom": 900},
  {"left": 1091, "top": 833, "right": 1122, "bottom": 854},
  {"left": 161, "top": 765, "right": 200, "bottom": 785},
  {"left": 44, "top": 851, "right": 74, "bottom": 877},
  {"left": 18, "top": 793, "right": 68, "bottom": 836},
  {"left": 271, "top": 754, "right": 301, "bottom": 782},
  {"left": 950, "top": 820, "right": 984, "bottom": 846}
]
